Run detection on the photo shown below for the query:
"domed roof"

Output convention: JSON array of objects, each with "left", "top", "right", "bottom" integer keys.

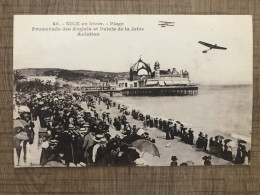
[{"left": 130, "top": 57, "right": 152, "bottom": 74}]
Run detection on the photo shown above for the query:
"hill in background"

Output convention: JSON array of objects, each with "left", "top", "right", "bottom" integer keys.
[{"left": 16, "top": 68, "right": 129, "bottom": 82}]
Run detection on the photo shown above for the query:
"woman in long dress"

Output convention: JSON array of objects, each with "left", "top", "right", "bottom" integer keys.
[{"left": 14, "top": 132, "right": 29, "bottom": 166}]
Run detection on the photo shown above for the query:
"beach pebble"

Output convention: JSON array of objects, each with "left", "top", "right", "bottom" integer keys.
[{"left": 165, "top": 143, "right": 171, "bottom": 147}]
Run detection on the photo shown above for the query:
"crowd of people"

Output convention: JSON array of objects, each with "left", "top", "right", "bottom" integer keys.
[
  {"left": 131, "top": 109, "right": 250, "bottom": 165},
  {"left": 13, "top": 89, "right": 250, "bottom": 167},
  {"left": 14, "top": 91, "right": 157, "bottom": 167}
]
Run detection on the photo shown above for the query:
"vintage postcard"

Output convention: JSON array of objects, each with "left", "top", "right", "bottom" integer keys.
[{"left": 13, "top": 15, "right": 252, "bottom": 167}]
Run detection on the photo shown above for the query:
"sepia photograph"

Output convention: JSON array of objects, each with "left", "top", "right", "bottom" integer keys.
[{"left": 13, "top": 15, "right": 252, "bottom": 167}]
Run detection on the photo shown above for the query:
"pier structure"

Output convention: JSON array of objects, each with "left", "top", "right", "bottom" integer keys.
[
  {"left": 83, "top": 86, "right": 198, "bottom": 97},
  {"left": 84, "top": 89, "right": 121, "bottom": 97},
  {"left": 121, "top": 86, "right": 198, "bottom": 96}
]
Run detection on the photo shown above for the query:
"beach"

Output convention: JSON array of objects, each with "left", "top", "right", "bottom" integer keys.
[
  {"left": 109, "top": 85, "right": 252, "bottom": 144},
  {"left": 81, "top": 99, "right": 234, "bottom": 166},
  {"left": 14, "top": 93, "right": 237, "bottom": 167}
]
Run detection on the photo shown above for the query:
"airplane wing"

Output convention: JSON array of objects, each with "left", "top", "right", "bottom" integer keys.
[
  {"left": 198, "top": 41, "right": 214, "bottom": 48},
  {"left": 214, "top": 45, "right": 227, "bottom": 50}
]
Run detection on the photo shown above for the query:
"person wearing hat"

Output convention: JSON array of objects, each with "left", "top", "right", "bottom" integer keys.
[
  {"left": 173, "top": 123, "right": 178, "bottom": 136},
  {"left": 123, "top": 123, "right": 132, "bottom": 136},
  {"left": 20, "top": 112, "right": 35, "bottom": 162},
  {"left": 113, "top": 118, "right": 121, "bottom": 131},
  {"left": 214, "top": 136, "right": 223, "bottom": 157},
  {"left": 108, "top": 117, "right": 112, "bottom": 125},
  {"left": 234, "top": 144, "right": 247, "bottom": 164},
  {"left": 154, "top": 118, "right": 158, "bottom": 128},
  {"left": 79, "top": 127, "right": 88, "bottom": 137},
  {"left": 40, "top": 139, "right": 61, "bottom": 166},
  {"left": 68, "top": 124, "right": 75, "bottom": 130},
  {"left": 58, "top": 129, "right": 74, "bottom": 167},
  {"left": 158, "top": 118, "right": 163, "bottom": 129},
  {"left": 209, "top": 137, "right": 214, "bottom": 151},
  {"left": 165, "top": 122, "right": 171, "bottom": 140},
  {"left": 170, "top": 156, "right": 178, "bottom": 166},
  {"left": 180, "top": 125, "right": 187, "bottom": 141},
  {"left": 52, "top": 110, "right": 64, "bottom": 127},
  {"left": 169, "top": 123, "right": 175, "bottom": 140},
  {"left": 83, "top": 122, "right": 90, "bottom": 128},
  {"left": 73, "top": 117, "right": 82, "bottom": 128},
  {"left": 39, "top": 106, "right": 51, "bottom": 128},
  {"left": 223, "top": 143, "right": 233, "bottom": 162},
  {"left": 102, "top": 112, "right": 107, "bottom": 122},
  {"left": 92, "top": 137, "right": 108, "bottom": 166},
  {"left": 187, "top": 129, "right": 194, "bottom": 145},
  {"left": 70, "top": 128, "right": 84, "bottom": 165},
  {"left": 203, "top": 156, "right": 212, "bottom": 165},
  {"left": 149, "top": 117, "right": 154, "bottom": 128},
  {"left": 121, "top": 129, "right": 142, "bottom": 144},
  {"left": 40, "top": 137, "right": 49, "bottom": 165},
  {"left": 82, "top": 129, "right": 96, "bottom": 165},
  {"left": 203, "top": 134, "right": 209, "bottom": 151},
  {"left": 132, "top": 125, "right": 137, "bottom": 133},
  {"left": 106, "top": 135, "right": 121, "bottom": 166},
  {"left": 31, "top": 106, "right": 37, "bottom": 121},
  {"left": 196, "top": 132, "right": 204, "bottom": 149}
]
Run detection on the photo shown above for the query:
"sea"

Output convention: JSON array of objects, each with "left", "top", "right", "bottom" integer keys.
[{"left": 109, "top": 85, "right": 253, "bottom": 144}]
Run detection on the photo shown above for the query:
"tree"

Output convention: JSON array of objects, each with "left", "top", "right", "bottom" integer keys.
[
  {"left": 46, "top": 80, "right": 52, "bottom": 86},
  {"left": 17, "top": 79, "right": 47, "bottom": 93},
  {"left": 13, "top": 70, "right": 25, "bottom": 91},
  {"left": 45, "top": 80, "right": 53, "bottom": 91},
  {"left": 43, "top": 70, "right": 56, "bottom": 76},
  {"left": 32, "top": 79, "right": 45, "bottom": 92},
  {"left": 54, "top": 81, "right": 60, "bottom": 90}
]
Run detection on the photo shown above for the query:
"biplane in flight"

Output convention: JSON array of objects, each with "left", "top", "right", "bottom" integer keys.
[
  {"left": 198, "top": 41, "right": 227, "bottom": 53},
  {"left": 158, "top": 21, "right": 175, "bottom": 27}
]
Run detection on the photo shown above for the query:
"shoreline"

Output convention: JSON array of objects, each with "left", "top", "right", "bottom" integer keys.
[
  {"left": 88, "top": 97, "right": 235, "bottom": 166},
  {"left": 104, "top": 94, "right": 251, "bottom": 144},
  {"left": 102, "top": 89, "right": 252, "bottom": 142},
  {"left": 13, "top": 92, "right": 249, "bottom": 167}
]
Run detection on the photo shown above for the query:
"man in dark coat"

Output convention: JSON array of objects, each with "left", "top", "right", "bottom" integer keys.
[
  {"left": 58, "top": 130, "right": 73, "bottom": 167},
  {"left": 159, "top": 119, "right": 163, "bottom": 129},
  {"left": 187, "top": 129, "right": 194, "bottom": 145},
  {"left": 203, "top": 134, "right": 208, "bottom": 151},
  {"left": 40, "top": 140, "right": 61, "bottom": 166},
  {"left": 169, "top": 124, "right": 174, "bottom": 140},
  {"left": 173, "top": 124, "right": 178, "bottom": 136}
]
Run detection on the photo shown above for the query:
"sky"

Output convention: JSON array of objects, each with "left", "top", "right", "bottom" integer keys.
[{"left": 14, "top": 15, "right": 253, "bottom": 85}]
